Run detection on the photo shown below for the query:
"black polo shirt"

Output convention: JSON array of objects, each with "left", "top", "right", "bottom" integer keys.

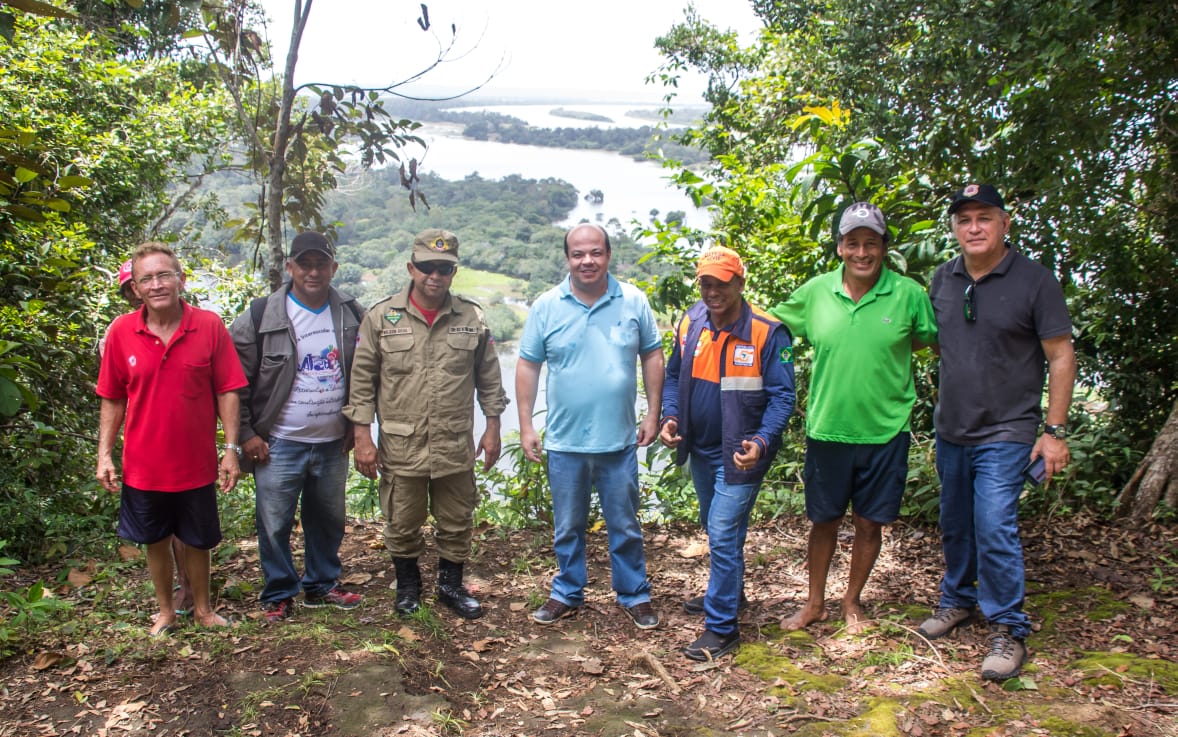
[{"left": 929, "top": 244, "right": 1071, "bottom": 446}]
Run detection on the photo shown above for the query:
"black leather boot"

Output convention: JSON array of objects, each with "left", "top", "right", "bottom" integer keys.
[
  {"left": 392, "top": 557, "right": 421, "bottom": 616},
  {"left": 436, "top": 558, "right": 483, "bottom": 619}
]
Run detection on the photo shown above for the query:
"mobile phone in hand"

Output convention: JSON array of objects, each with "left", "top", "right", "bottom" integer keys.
[{"left": 1021, "top": 456, "right": 1047, "bottom": 486}]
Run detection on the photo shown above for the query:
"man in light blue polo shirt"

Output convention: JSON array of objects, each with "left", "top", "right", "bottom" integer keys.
[{"left": 516, "top": 223, "right": 665, "bottom": 630}]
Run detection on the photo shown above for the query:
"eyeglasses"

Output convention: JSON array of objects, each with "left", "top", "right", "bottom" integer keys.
[
  {"left": 413, "top": 261, "right": 456, "bottom": 276},
  {"left": 136, "top": 271, "right": 181, "bottom": 287},
  {"left": 963, "top": 283, "right": 977, "bottom": 322}
]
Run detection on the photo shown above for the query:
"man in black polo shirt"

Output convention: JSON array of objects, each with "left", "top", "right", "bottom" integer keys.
[{"left": 919, "top": 184, "right": 1076, "bottom": 681}]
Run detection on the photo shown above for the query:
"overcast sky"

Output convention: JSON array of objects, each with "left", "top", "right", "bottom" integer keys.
[{"left": 254, "top": 0, "right": 761, "bottom": 102}]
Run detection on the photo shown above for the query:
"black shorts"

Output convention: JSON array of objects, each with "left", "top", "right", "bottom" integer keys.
[
  {"left": 117, "top": 483, "right": 222, "bottom": 549},
  {"left": 803, "top": 432, "right": 911, "bottom": 524}
]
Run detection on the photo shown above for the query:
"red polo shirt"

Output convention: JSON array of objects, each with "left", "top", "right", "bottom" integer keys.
[{"left": 97, "top": 302, "right": 247, "bottom": 491}]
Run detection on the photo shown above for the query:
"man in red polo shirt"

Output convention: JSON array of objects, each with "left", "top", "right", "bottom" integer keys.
[{"left": 96, "top": 242, "right": 247, "bottom": 635}]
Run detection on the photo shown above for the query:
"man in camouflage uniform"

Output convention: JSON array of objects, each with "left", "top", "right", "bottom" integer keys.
[{"left": 345, "top": 229, "right": 507, "bottom": 619}]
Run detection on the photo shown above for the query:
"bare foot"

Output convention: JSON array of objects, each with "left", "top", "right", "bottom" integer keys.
[
  {"left": 149, "top": 614, "right": 178, "bottom": 637},
  {"left": 841, "top": 602, "right": 869, "bottom": 635},
  {"left": 780, "top": 603, "right": 827, "bottom": 631},
  {"left": 194, "top": 612, "right": 235, "bottom": 629}
]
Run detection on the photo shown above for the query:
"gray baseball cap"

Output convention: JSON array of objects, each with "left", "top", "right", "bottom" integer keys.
[{"left": 837, "top": 202, "right": 887, "bottom": 238}]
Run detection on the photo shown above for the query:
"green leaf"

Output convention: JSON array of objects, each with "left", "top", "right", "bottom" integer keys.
[
  {"left": 1001, "top": 676, "right": 1038, "bottom": 691},
  {"left": 0, "top": 377, "right": 21, "bottom": 417},
  {"left": 3, "top": 204, "right": 46, "bottom": 222},
  {"left": 55, "top": 175, "right": 92, "bottom": 190},
  {"left": 14, "top": 167, "right": 38, "bottom": 183},
  {"left": 3, "top": 0, "right": 76, "bottom": 19}
]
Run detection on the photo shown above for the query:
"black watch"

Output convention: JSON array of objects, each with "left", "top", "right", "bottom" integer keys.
[{"left": 1044, "top": 424, "right": 1067, "bottom": 440}]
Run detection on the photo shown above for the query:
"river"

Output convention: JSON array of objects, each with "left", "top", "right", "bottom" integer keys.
[{"left": 413, "top": 119, "right": 708, "bottom": 229}]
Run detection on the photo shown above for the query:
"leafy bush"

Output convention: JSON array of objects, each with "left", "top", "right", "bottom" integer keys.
[{"left": 0, "top": 541, "right": 72, "bottom": 656}]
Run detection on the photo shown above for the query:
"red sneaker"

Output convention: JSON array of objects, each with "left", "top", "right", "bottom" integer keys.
[
  {"left": 263, "top": 597, "right": 295, "bottom": 623},
  {"left": 303, "top": 587, "right": 362, "bottom": 610}
]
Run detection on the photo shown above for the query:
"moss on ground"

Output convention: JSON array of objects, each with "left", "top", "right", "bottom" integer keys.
[
  {"left": 1027, "top": 586, "right": 1129, "bottom": 635},
  {"left": 734, "top": 642, "right": 846, "bottom": 702},
  {"left": 1072, "top": 651, "right": 1178, "bottom": 694}
]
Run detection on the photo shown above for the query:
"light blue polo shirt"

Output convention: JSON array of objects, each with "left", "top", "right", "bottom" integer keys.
[{"left": 519, "top": 274, "right": 661, "bottom": 453}]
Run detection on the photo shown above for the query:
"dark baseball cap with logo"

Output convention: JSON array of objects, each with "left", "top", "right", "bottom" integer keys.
[
  {"left": 948, "top": 183, "right": 1005, "bottom": 215},
  {"left": 289, "top": 231, "right": 336, "bottom": 260},
  {"left": 412, "top": 228, "right": 459, "bottom": 263}
]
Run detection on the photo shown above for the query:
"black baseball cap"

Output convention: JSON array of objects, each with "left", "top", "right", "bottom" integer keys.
[
  {"left": 948, "top": 183, "right": 1005, "bottom": 215},
  {"left": 289, "top": 231, "right": 336, "bottom": 259}
]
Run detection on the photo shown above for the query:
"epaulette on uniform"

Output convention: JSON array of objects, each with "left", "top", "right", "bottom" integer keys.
[{"left": 454, "top": 293, "right": 487, "bottom": 320}]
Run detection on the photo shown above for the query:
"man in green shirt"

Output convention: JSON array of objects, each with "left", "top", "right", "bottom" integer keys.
[{"left": 769, "top": 203, "right": 937, "bottom": 633}]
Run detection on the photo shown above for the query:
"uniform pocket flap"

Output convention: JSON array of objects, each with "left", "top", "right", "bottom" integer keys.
[{"left": 381, "top": 420, "right": 415, "bottom": 437}]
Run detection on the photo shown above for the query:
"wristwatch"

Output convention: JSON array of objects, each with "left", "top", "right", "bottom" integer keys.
[
  {"left": 1044, "top": 424, "right": 1067, "bottom": 440},
  {"left": 222, "top": 443, "right": 243, "bottom": 457}
]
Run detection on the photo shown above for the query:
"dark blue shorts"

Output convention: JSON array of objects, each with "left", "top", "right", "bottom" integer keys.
[
  {"left": 803, "top": 432, "right": 911, "bottom": 524},
  {"left": 117, "top": 483, "right": 222, "bottom": 549}
]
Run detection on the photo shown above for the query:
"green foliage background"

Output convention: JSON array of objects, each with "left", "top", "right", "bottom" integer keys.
[{"left": 1, "top": 0, "right": 1175, "bottom": 573}]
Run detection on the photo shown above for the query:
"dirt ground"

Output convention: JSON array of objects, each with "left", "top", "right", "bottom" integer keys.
[{"left": 1, "top": 513, "right": 1176, "bottom": 737}]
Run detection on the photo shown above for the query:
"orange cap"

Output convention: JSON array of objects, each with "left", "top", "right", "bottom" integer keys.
[{"left": 696, "top": 246, "right": 745, "bottom": 282}]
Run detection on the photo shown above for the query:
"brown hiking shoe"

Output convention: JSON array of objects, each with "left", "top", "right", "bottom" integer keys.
[
  {"left": 532, "top": 598, "right": 578, "bottom": 625},
  {"left": 916, "top": 606, "right": 973, "bottom": 639},
  {"left": 981, "top": 625, "right": 1027, "bottom": 681},
  {"left": 625, "top": 601, "right": 660, "bottom": 630}
]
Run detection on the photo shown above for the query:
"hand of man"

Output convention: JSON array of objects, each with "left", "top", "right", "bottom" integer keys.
[
  {"left": 1031, "top": 433, "right": 1070, "bottom": 487},
  {"left": 218, "top": 451, "right": 240, "bottom": 492},
  {"left": 242, "top": 436, "right": 269, "bottom": 465},
  {"left": 96, "top": 455, "right": 120, "bottom": 493},
  {"left": 520, "top": 426, "right": 544, "bottom": 464},
  {"left": 477, "top": 429, "right": 502, "bottom": 471},
  {"left": 658, "top": 419, "right": 681, "bottom": 449},
  {"left": 636, "top": 413, "right": 659, "bottom": 447},
  {"left": 733, "top": 439, "right": 762, "bottom": 471},
  {"left": 353, "top": 426, "right": 379, "bottom": 480}
]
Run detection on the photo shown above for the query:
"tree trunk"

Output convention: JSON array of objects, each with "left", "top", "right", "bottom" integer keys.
[
  {"left": 1117, "top": 399, "right": 1178, "bottom": 522},
  {"left": 266, "top": 0, "right": 312, "bottom": 291}
]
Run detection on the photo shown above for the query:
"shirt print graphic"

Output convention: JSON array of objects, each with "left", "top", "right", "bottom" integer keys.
[{"left": 299, "top": 343, "right": 342, "bottom": 387}]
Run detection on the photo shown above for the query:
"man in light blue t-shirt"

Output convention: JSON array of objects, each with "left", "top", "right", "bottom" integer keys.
[{"left": 516, "top": 223, "right": 665, "bottom": 630}]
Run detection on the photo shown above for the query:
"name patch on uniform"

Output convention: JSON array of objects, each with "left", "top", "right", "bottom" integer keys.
[
  {"left": 449, "top": 326, "right": 479, "bottom": 335},
  {"left": 380, "top": 327, "right": 412, "bottom": 336},
  {"left": 732, "top": 344, "right": 755, "bottom": 367}
]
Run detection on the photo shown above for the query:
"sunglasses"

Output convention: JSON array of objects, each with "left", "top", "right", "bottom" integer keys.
[
  {"left": 413, "top": 261, "right": 456, "bottom": 276},
  {"left": 963, "top": 283, "right": 977, "bottom": 322}
]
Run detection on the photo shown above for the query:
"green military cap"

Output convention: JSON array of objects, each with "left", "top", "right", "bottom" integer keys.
[{"left": 412, "top": 228, "right": 459, "bottom": 263}]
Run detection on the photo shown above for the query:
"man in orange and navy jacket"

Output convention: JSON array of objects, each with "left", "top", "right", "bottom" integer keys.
[{"left": 660, "top": 246, "right": 795, "bottom": 661}]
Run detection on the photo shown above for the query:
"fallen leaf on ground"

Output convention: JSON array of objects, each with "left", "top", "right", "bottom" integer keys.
[{"left": 32, "top": 652, "right": 63, "bottom": 671}]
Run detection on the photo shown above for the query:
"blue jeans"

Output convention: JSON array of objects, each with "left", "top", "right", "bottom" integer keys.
[
  {"left": 690, "top": 455, "right": 760, "bottom": 636},
  {"left": 254, "top": 437, "right": 348, "bottom": 603},
  {"left": 935, "top": 437, "right": 1032, "bottom": 640},
  {"left": 547, "top": 446, "right": 650, "bottom": 608}
]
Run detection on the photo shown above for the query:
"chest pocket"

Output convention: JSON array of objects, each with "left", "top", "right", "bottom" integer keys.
[
  {"left": 180, "top": 360, "right": 212, "bottom": 399},
  {"left": 379, "top": 333, "right": 415, "bottom": 374},
  {"left": 443, "top": 331, "right": 479, "bottom": 375}
]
